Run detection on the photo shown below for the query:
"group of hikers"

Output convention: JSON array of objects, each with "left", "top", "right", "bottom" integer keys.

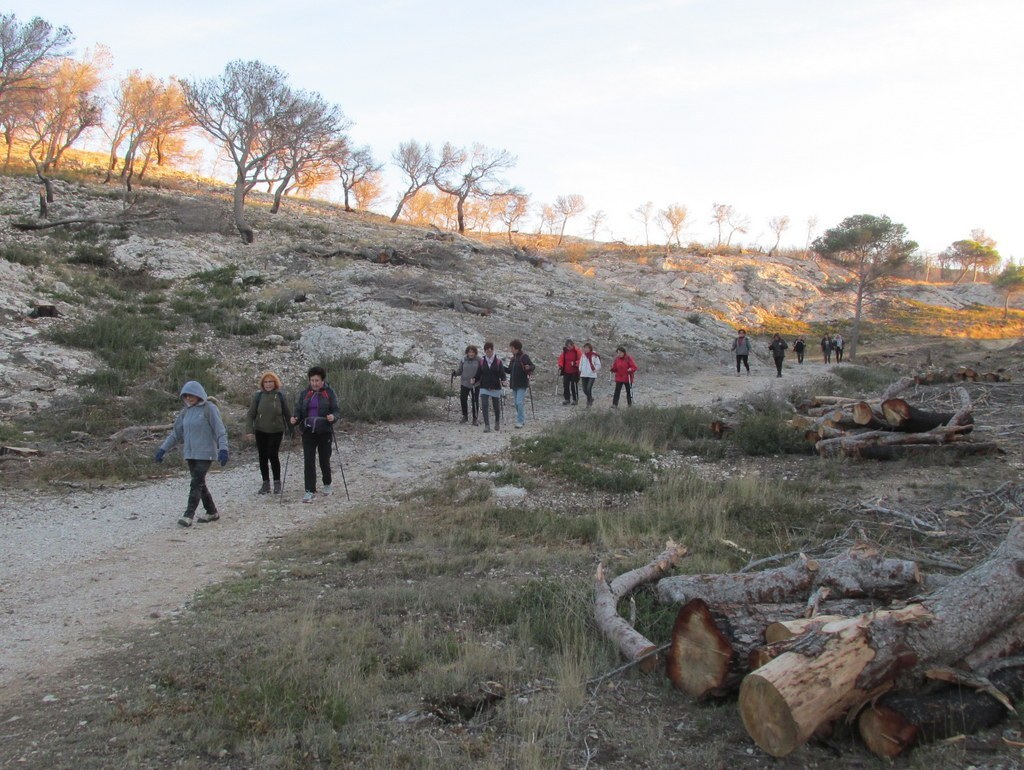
[
  {"left": 730, "top": 329, "right": 846, "bottom": 377},
  {"left": 153, "top": 341, "right": 639, "bottom": 528}
]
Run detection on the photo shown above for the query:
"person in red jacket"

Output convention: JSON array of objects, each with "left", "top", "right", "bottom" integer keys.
[
  {"left": 557, "top": 338, "right": 582, "bottom": 405},
  {"left": 610, "top": 346, "right": 637, "bottom": 407}
]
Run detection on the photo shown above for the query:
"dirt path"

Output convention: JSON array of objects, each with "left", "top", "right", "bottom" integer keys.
[{"left": 0, "top": 358, "right": 825, "bottom": 701}]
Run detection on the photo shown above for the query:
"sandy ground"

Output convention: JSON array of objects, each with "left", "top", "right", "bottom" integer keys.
[{"left": 0, "top": 357, "right": 824, "bottom": 702}]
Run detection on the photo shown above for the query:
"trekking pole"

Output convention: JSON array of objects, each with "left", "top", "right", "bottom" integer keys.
[
  {"left": 446, "top": 373, "right": 455, "bottom": 421},
  {"left": 329, "top": 426, "right": 350, "bottom": 501},
  {"left": 280, "top": 431, "right": 294, "bottom": 505},
  {"left": 528, "top": 380, "right": 535, "bottom": 419}
]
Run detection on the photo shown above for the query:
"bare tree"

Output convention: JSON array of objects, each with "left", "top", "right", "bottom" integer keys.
[
  {"left": 351, "top": 171, "right": 384, "bottom": 211},
  {"left": 497, "top": 192, "right": 529, "bottom": 245},
  {"left": 332, "top": 145, "right": 381, "bottom": 212},
  {"left": 554, "top": 194, "right": 585, "bottom": 245},
  {"left": 725, "top": 206, "right": 749, "bottom": 248},
  {"left": 183, "top": 60, "right": 302, "bottom": 243},
  {"left": 657, "top": 204, "right": 689, "bottom": 255},
  {"left": 632, "top": 201, "right": 655, "bottom": 247},
  {"left": 767, "top": 215, "right": 790, "bottom": 256},
  {"left": 587, "top": 209, "right": 607, "bottom": 241},
  {"left": 804, "top": 215, "right": 819, "bottom": 254},
  {"left": 431, "top": 142, "right": 517, "bottom": 234},
  {"left": 536, "top": 203, "right": 556, "bottom": 235},
  {"left": 390, "top": 140, "right": 439, "bottom": 223},
  {"left": 710, "top": 203, "right": 730, "bottom": 248}
]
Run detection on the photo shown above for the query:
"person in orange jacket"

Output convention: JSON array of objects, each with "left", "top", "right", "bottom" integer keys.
[
  {"left": 557, "top": 338, "right": 582, "bottom": 405},
  {"left": 609, "top": 346, "right": 638, "bottom": 407}
]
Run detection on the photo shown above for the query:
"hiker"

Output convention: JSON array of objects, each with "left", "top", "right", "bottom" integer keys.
[
  {"left": 289, "top": 366, "right": 340, "bottom": 503},
  {"left": 472, "top": 341, "right": 505, "bottom": 433},
  {"left": 245, "top": 370, "right": 292, "bottom": 495},
  {"left": 154, "top": 380, "right": 229, "bottom": 528},
  {"left": 579, "top": 342, "right": 602, "bottom": 407},
  {"left": 820, "top": 333, "right": 832, "bottom": 364},
  {"left": 557, "top": 338, "right": 582, "bottom": 405},
  {"left": 768, "top": 333, "right": 788, "bottom": 377},
  {"left": 506, "top": 339, "right": 536, "bottom": 428},
  {"left": 610, "top": 346, "right": 638, "bottom": 407},
  {"left": 731, "top": 329, "right": 752, "bottom": 375},
  {"left": 834, "top": 333, "right": 845, "bottom": 363},
  {"left": 793, "top": 337, "right": 806, "bottom": 364},
  {"left": 452, "top": 345, "right": 482, "bottom": 425}
]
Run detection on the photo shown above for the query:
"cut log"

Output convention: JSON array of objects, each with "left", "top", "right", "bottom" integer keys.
[
  {"left": 737, "top": 520, "right": 1024, "bottom": 757},
  {"left": 853, "top": 442, "right": 1000, "bottom": 461},
  {"left": 852, "top": 401, "right": 887, "bottom": 429},
  {"left": 594, "top": 542, "right": 688, "bottom": 672},
  {"left": 858, "top": 665, "right": 1024, "bottom": 758},
  {"left": 880, "top": 398, "right": 965, "bottom": 432},
  {"left": 880, "top": 376, "right": 917, "bottom": 401},
  {"left": 815, "top": 426, "right": 974, "bottom": 459},
  {"left": 964, "top": 615, "right": 1024, "bottom": 671},
  {"left": 656, "top": 544, "right": 920, "bottom": 606}
]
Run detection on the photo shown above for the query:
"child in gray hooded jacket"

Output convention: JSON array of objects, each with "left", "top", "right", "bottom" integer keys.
[{"left": 155, "top": 380, "right": 229, "bottom": 528}]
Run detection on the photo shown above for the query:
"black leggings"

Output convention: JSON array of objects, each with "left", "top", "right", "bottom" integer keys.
[
  {"left": 736, "top": 354, "right": 749, "bottom": 373},
  {"left": 254, "top": 429, "right": 284, "bottom": 481},
  {"left": 481, "top": 394, "right": 501, "bottom": 427},
  {"left": 460, "top": 385, "right": 479, "bottom": 419},
  {"left": 302, "top": 430, "right": 332, "bottom": 492},
  {"left": 613, "top": 381, "right": 632, "bottom": 406},
  {"left": 562, "top": 374, "right": 579, "bottom": 402},
  {"left": 774, "top": 356, "right": 784, "bottom": 376}
]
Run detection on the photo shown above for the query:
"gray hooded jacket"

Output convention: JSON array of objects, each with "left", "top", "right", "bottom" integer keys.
[{"left": 159, "top": 381, "right": 229, "bottom": 461}]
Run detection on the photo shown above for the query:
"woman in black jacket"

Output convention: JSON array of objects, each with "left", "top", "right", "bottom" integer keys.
[
  {"left": 289, "top": 366, "right": 341, "bottom": 502},
  {"left": 472, "top": 342, "right": 506, "bottom": 433}
]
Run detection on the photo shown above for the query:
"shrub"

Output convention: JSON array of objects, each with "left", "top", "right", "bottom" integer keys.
[
  {"left": 732, "top": 412, "right": 810, "bottom": 456},
  {"left": 49, "top": 311, "right": 165, "bottom": 377},
  {"left": 0, "top": 243, "right": 43, "bottom": 266},
  {"left": 333, "top": 371, "right": 445, "bottom": 422},
  {"left": 161, "top": 350, "right": 222, "bottom": 395},
  {"left": 511, "top": 433, "right": 652, "bottom": 492},
  {"left": 69, "top": 243, "right": 114, "bottom": 267}
]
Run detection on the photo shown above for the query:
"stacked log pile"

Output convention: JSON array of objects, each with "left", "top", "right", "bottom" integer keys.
[
  {"left": 593, "top": 521, "right": 1024, "bottom": 759},
  {"left": 797, "top": 382, "right": 1001, "bottom": 460},
  {"left": 915, "top": 366, "right": 1012, "bottom": 385}
]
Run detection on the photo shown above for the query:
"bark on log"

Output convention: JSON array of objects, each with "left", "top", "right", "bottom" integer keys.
[
  {"left": 594, "top": 542, "right": 688, "bottom": 672},
  {"left": 737, "top": 520, "right": 1024, "bottom": 757},
  {"left": 881, "top": 398, "right": 968, "bottom": 433},
  {"left": 666, "top": 600, "right": 875, "bottom": 699},
  {"left": 964, "top": 615, "right": 1024, "bottom": 671},
  {"left": 815, "top": 426, "right": 973, "bottom": 459},
  {"left": 880, "top": 376, "right": 917, "bottom": 401},
  {"left": 656, "top": 545, "right": 920, "bottom": 606},
  {"left": 858, "top": 665, "right": 1024, "bottom": 758},
  {"left": 853, "top": 442, "right": 1000, "bottom": 461}
]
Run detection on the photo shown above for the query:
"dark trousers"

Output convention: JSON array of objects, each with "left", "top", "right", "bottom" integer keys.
[
  {"left": 460, "top": 385, "right": 479, "bottom": 419},
  {"left": 254, "top": 429, "right": 284, "bottom": 481},
  {"left": 481, "top": 394, "right": 500, "bottom": 427},
  {"left": 613, "top": 381, "right": 632, "bottom": 406},
  {"left": 581, "top": 376, "right": 595, "bottom": 405},
  {"left": 836, "top": 347, "right": 844, "bottom": 362},
  {"left": 774, "top": 356, "right": 784, "bottom": 376},
  {"left": 562, "top": 374, "right": 579, "bottom": 403},
  {"left": 185, "top": 459, "right": 216, "bottom": 517},
  {"left": 796, "top": 349, "right": 804, "bottom": 363},
  {"left": 736, "top": 354, "right": 749, "bottom": 373},
  {"left": 302, "top": 430, "right": 332, "bottom": 492},
  {"left": 823, "top": 349, "right": 831, "bottom": 363}
]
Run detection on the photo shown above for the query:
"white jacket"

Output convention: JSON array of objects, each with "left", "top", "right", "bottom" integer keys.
[{"left": 580, "top": 352, "right": 602, "bottom": 378}]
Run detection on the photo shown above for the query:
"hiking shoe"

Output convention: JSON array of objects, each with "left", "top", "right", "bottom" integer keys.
[
  {"left": 273, "top": 480, "right": 282, "bottom": 494},
  {"left": 562, "top": 400, "right": 570, "bottom": 406},
  {"left": 302, "top": 491, "right": 315, "bottom": 503},
  {"left": 494, "top": 424, "right": 500, "bottom": 432},
  {"left": 460, "top": 415, "right": 468, "bottom": 423},
  {"left": 472, "top": 418, "right": 479, "bottom": 426},
  {"left": 572, "top": 400, "right": 578, "bottom": 405},
  {"left": 321, "top": 484, "right": 333, "bottom": 496},
  {"left": 515, "top": 423, "right": 524, "bottom": 429},
  {"left": 258, "top": 481, "right": 271, "bottom": 495},
  {"left": 483, "top": 426, "right": 491, "bottom": 433},
  {"left": 177, "top": 515, "right": 193, "bottom": 528},
  {"left": 197, "top": 511, "right": 220, "bottom": 523}
]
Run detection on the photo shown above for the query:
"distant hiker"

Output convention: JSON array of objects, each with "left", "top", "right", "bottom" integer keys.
[
  {"left": 821, "top": 334, "right": 833, "bottom": 364},
  {"left": 506, "top": 339, "right": 536, "bottom": 428},
  {"left": 768, "top": 333, "right": 788, "bottom": 377},
  {"left": 289, "top": 366, "right": 340, "bottom": 503},
  {"left": 731, "top": 329, "right": 752, "bottom": 375},
  {"left": 453, "top": 345, "right": 481, "bottom": 425},
  {"left": 472, "top": 341, "right": 506, "bottom": 433},
  {"left": 610, "top": 346, "right": 638, "bottom": 407},
  {"left": 834, "top": 333, "right": 845, "bottom": 363},
  {"left": 793, "top": 337, "right": 806, "bottom": 364},
  {"left": 154, "top": 380, "right": 229, "bottom": 528},
  {"left": 557, "top": 338, "right": 582, "bottom": 405},
  {"left": 579, "top": 342, "right": 602, "bottom": 407},
  {"left": 244, "top": 370, "right": 292, "bottom": 495}
]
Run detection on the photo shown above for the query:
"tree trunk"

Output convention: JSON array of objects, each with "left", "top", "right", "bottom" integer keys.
[
  {"left": 852, "top": 442, "right": 999, "bottom": 461},
  {"left": 880, "top": 398, "right": 964, "bottom": 432},
  {"left": 737, "top": 520, "right": 1024, "bottom": 757},
  {"left": 849, "top": 285, "right": 865, "bottom": 361},
  {"left": 232, "top": 176, "right": 255, "bottom": 244},
  {"left": 858, "top": 665, "right": 1024, "bottom": 758},
  {"left": 656, "top": 545, "right": 920, "bottom": 606},
  {"left": 816, "top": 426, "right": 976, "bottom": 459},
  {"left": 852, "top": 401, "right": 887, "bottom": 429}
]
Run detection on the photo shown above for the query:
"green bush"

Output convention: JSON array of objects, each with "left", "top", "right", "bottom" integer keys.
[
  {"left": 333, "top": 371, "right": 445, "bottom": 422},
  {"left": 0, "top": 243, "right": 43, "bottom": 266},
  {"left": 732, "top": 412, "right": 810, "bottom": 456},
  {"left": 49, "top": 311, "right": 165, "bottom": 377},
  {"left": 69, "top": 243, "right": 114, "bottom": 267},
  {"left": 161, "top": 350, "right": 222, "bottom": 395},
  {"left": 511, "top": 433, "right": 652, "bottom": 492}
]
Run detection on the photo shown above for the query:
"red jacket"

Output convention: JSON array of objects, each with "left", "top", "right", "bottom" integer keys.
[
  {"left": 610, "top": 355, "right": 637, "bottom": 384},
  {"left": 557, "top": 346, "right": 582, "bottom": 376}
]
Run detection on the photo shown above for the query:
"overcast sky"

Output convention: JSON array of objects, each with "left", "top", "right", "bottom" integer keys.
[{"left": 7, "top": 0, "right": 1023, "bottom": 257}]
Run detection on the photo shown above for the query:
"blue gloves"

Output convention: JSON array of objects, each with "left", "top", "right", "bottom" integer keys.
[
  {"left": 218, "top": 449, "right": 229, "bottom": 466},
  {"left": 154, "top": 448, "right": 165, "bottom": 464}
]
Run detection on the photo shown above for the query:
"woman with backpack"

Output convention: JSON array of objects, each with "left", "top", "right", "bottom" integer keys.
[
  {"left": 471, "top": 341, "right": 506, "bottom": 433},
  {"left": 579, "top": 342, "right": 601, "bottom": 407},
  {"left": 610, "top": 346, "right": 638, "bottom": 407},
  {"left": 289, "top": 366, "right": 341, "bottom": 503},
  {"left": 154, "top": 380, "right": 229, "bottom": 528},
  {"left": 768, "top": 333, "right": 789, "bottom": 377},
  {"left": 557, "top": 338, "right": 582, "bottom": 405},
  {"left": 245, "top": 371, "right": 292, "bottom": 495},
  {"left": 452, "top": 345, "right": 481, "bottom": 425}
]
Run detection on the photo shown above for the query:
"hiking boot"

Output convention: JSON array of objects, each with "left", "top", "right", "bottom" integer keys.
[
  {"left": 273, "top": 480, "right": 282, "bottom": 494},
  {"left": 494, "top": 424, "right": 500, "bottom": 432},
  {"left": 302, "top": 491, "right": 315, "bottom": 503},
  {"left": 483, "top": 426, "right": 492, "bottom": 433},
  {"left": 321, "top": 484, "right": 333, "bottom": 496},
  {"left": 460, "top": 415, "right": 468, "bottom": 423},
  {"left": 472, "top": 418, "right": 479, "bottom": 426},
  {"left": 197, "top": 511, "right": 220, "bottom": 523},
  {"left": 514, "top": 423, "right": 523, "bottom": 429},
  {"left": 562, "top": 400, "right": 570, "bottom": 406},
  {"left": 572, "top": 399, "right": 578, "bottom": 405},
  {"left": 258, "top": 480, "right": 271, "bottom": 495},
  {"left": 177, "top": 515, "right": 193, "bottom": 528}
]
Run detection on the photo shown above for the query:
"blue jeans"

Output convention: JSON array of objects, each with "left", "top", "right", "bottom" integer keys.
[{"left": 513, "top": 387, "right": 528, "bottom": 425}]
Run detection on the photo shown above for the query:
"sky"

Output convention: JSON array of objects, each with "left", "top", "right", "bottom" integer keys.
[{"left": 6, "top": 0, "right": 1024, "bottom": 257}]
